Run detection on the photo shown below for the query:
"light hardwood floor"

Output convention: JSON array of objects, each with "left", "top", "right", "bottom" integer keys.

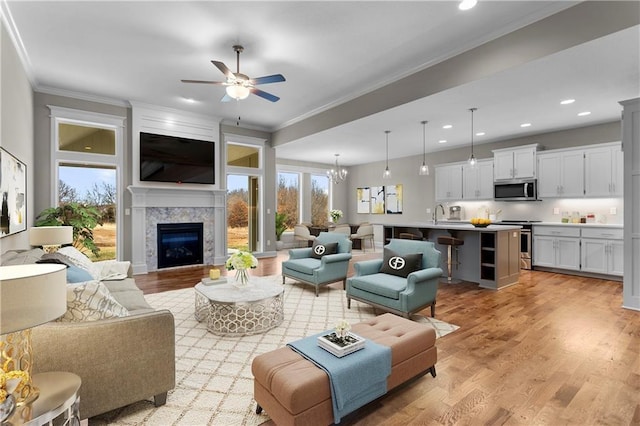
[{"left": 135, "top": 251, "right": 640, "bottom": 425}]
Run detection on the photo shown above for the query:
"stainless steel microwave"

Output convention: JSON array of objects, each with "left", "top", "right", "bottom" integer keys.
[{"left": 494, "top": 179, "right": 538, "bottom": 201}]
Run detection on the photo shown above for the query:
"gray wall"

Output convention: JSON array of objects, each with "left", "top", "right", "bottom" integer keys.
[{"left": 1, "top": 21, "right": 34, "bottom": 251}]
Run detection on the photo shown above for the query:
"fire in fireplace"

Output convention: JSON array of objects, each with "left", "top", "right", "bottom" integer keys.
[{"left": 157, "top": 222, "right": 204, "bottom": 269}]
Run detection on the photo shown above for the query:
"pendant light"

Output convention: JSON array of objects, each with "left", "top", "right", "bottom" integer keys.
[
  {"left": 467, "top": 108, "right": 477, "bottom": 167},
  {"left": 419, "top": 120, "right": 430, "bottom": 176},
  {"left": 382, "top": 130, "right": 392, "bottom": 180}
]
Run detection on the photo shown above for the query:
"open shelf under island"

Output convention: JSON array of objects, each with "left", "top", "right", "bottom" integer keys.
[{"left": 382, "top": 223, "right": 522, "bottom": 290}]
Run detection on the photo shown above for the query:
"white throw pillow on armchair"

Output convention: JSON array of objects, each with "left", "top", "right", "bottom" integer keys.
[{"left": 58, "top": 280, "right": 129, "bottom": 322}]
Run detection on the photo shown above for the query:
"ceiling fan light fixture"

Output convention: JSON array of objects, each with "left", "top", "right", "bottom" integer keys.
[
  {"left": 226, "top": 84, "right": 250, "bottom": 100},
  {"left": 419, "top": 120, "right": 430, "bottom": 176},
  {"left": 459, "top": 0, "right": 478, "bottom": 11},
  {"left": 467, "top": 108, "right": 478, "bottom": 167},
  {"left": 383, "top": 130, "right": 392, "bottom": 180}
]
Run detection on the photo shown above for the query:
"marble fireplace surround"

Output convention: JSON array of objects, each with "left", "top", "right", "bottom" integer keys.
[{"left": 128, "top": 186, "right": 227, "bottom": 274}]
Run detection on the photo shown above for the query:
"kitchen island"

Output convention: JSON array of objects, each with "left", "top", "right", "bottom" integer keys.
[{"left": 382, "top": 222, "right": 522, "bottom": 290}]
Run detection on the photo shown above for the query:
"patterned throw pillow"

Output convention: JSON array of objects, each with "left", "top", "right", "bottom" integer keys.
[
  {"left": 380, "top": 248, "right": 423, "bottom": 278},
  {"left": 57, "top": 280, "right": 129, "bottom": 322},
  {"left": 310, "top": 241, "right": 339, "bottom": 259}
]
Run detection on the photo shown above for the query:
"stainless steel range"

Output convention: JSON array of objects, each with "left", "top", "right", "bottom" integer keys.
[{"left": 500, "top": 220, "right": 541, "bottom": 270}]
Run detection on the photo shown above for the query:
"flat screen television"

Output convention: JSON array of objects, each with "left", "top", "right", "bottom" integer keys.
[{"left": 139, "top": 132, "right": 215, "bottom": 184}]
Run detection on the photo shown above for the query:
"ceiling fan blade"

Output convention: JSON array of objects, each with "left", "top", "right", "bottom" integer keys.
[
  {"left": 211, "top": 60, "right": 234, "bottom": 79},
  {"left": 251, "top": 88, "right": 280, "bottom": 102},
  {"left": 251, "top": 74, "right": 286, "bottom": 85},
  {"left": 220, "top": 93, "right": 233, "bottom": 103},
  {"left": 181, "top": 79, "right": 225, "bottom": 85}
]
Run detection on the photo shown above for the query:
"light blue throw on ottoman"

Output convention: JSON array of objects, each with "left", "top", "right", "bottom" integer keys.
[{"left": 287, "top": 331, "right": 392, "bottom": 423}]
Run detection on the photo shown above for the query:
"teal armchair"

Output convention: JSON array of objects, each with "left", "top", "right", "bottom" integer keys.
[
  {"left": 346, "top": 239, "right": 442, "bottom": 318},
  {"left": 282, "top": 232, "right": 352, "bottom": 296}
]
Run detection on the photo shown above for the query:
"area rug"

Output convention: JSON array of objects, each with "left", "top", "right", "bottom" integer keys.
[{"left": 91, "top": 275, "right": 459, "bottom": 425}]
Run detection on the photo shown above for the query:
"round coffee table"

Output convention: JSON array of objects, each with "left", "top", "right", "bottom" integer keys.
[{"left": 194, "top": 277, "right": 284, "bottom": 336}]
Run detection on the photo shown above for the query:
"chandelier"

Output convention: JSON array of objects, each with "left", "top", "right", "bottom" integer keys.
[{"left": 327, "top": 154, "right": 348, "bottom": 184}]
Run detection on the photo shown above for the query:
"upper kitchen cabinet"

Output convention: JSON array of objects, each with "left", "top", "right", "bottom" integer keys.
[
  {"left": 537, "top": 148, "right": 584, "bottom": 198},
  {"left": 435, "top": 163, "right": 463, "bottom": 201},
  {"left": 463, "top": 159, "right": 494, "bottom": 200},
  {"left": 584, "top": 143, "right": 623, "bottom": 197},
  {"left": 493, "top": 144, "right": 540, "bottom": 180}
]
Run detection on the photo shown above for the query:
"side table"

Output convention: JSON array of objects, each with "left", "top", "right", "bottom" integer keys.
[{"left": 4, "top": 372, "right": 81, "bottom": 426}]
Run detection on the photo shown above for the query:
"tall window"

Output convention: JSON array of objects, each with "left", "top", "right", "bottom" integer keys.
[
  {"left": 50, "top": 107, "right": 124, "bottom": 260},
  {"left": 311, "top": 174, "right": 329, "bottom": 225},
  {"left": 226, "top": 137, "right": 264, "bottom": 253},
  {"left": 277, "top": 172, "right": 299, "bottom": 228}
]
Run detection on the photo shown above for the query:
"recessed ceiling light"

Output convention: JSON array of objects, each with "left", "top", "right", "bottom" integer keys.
[
  {"left": 182, "top": 97, "right": 196, "bottom": 103},
  {"left": 520, "top": 123, "right": 532, "bottom": 128},
  {"left": 442, "top": 124, "right": 453, "bottom": 129},
  {"left": 476, "top": 132, "right": 485, "bottom": 136},
  {"left": 438, "top": 140, "right": 447, "bottom": 144},
  {"left": 84, "top": 146, "right": 92, "bottom": 150},
  {"left": 578, "top": 111, "right": 591, "bottom": 116},
  {"left": 560, "top": 99, "right": 575, "bottom": 105},
  {"left": 458, "top": 0, "right": 478, "bottom": 11}
]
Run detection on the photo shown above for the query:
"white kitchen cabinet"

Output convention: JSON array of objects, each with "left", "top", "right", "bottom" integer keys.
[
  {"left": 537, "top": 149, "right": 584, "bottom": 198},
  {"left": 493, "top": 144, "right": 538, "bottom": 180},
  {"left": 584, "top": 143, "right": 623, "bottom": 197},
  {"left": 463, "top": 159, "right": 493, "bottom": 200},
  {"left": 533, "top": 226, "right": 580, "bottom": 271},
  {"left": 580, "top": 228, "right": 624, "bottom": 276},
  {"left": 435, "top": 163, "right": 463, "bottom": 201}
]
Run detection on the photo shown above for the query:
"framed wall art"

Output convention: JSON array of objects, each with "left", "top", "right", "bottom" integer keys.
[
  {"left": 385, "top": 184, "right": 403, "bottom": 214},
  {"left": 370, "top": 186, "right": 385, "bottom": 214},
  {"left": 356, "top": 187, "right": 371, "bottom": 214},
  {"left": 1, "top": 148, "right": 27, "bottom": 237}
]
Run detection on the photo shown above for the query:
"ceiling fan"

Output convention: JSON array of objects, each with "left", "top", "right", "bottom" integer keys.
[{"left": 181, "top": 45, "right": 286, "bottom": 102}]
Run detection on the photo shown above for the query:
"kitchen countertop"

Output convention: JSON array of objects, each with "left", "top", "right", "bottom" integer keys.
[
  {"left": 436, "top": 220, "right": 623, "bottom": 229},
  {"left": 381, "top": 222, "right": 523, "bottom": 231}
]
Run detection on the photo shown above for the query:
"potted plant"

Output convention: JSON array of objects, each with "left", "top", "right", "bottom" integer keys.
[
  {"left": 35, "top": 202, "right": 103, "bottom": 257},
  {"left": 275, "top": 212, "right": 288, "bottom": 250}
]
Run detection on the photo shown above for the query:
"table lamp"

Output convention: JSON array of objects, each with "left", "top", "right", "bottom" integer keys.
[
  {"left": 29, "top": 226, "right": 73, "bottom": 253},
  {"left": 0, "top": 264, "right": 67, "bottom": 407}
]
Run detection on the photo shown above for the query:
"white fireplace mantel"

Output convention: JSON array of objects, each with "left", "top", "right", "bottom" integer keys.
[{"left": 128, "top": 185, "right": 227, "bottom": 274}]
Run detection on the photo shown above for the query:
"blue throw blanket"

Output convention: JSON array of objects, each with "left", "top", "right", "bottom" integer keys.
[{"left": 287, "top": 331, "right": 392, "bottom": 423}]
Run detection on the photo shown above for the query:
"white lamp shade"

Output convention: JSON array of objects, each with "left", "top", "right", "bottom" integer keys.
[
  {"left": 29, "top": 226, "right": 73, "bottom": 247},
  {"left": 0, "top": 264, "right": 67, "bottom": 334}
]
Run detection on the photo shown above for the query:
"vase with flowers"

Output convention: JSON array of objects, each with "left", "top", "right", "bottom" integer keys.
[
  {"left": 329, "top": 209, "right": 343, "bottom": 224},
  {"left": 225, "top": 250, "right": 258, "bottom": 288}
]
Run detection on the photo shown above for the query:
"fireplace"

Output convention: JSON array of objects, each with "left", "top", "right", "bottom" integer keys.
[{"left": 157, "top": 222, "right": 204, "bottom": 269}]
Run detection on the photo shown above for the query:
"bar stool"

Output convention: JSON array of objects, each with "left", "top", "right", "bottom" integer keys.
[{"left": 437, "top": 235, "right": 464, "bottom": 283}]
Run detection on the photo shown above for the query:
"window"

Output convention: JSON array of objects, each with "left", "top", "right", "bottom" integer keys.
[
  {"left": 277, "top": 172, "right": 299, "bottom": 228},
  {"left": 49, "top": 106, "right": 124, "bottom": 260},
  {"left": 311, "top": 174, "right": 329, "bottom": 225},
  {"left": 225, "top": 137, "right": 265, "bottom": 253}
]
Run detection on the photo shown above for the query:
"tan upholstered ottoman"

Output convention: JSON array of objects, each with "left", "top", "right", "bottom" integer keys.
[{"left": 252, "top": 313, "right": 437, "bottom": 426}]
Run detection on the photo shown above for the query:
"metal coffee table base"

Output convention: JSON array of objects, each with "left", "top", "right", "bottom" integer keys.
[{"left": 195, "top": 286, "right": 284, "bottom": 336}]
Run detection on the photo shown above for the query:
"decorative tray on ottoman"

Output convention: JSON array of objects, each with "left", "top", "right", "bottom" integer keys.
[{"left": 317, "top": 332, "right": 366, "bottom": 357}]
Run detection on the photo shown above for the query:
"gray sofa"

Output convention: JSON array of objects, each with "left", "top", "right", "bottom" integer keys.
[
  {"left": 3, "top": 249, "right": 175, "bottom": 421},
  {"left": 32, "top": 278, "right": 175, "bottom": 420}
]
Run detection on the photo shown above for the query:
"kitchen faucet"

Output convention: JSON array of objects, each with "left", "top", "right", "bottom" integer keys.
[{"left": 433, "top": 204, "right": 445, "bottom": 224}]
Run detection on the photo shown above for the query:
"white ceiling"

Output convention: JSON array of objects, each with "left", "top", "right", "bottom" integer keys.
[{"left": 3, "top": 1, "right": 639, "bottom": 166}]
